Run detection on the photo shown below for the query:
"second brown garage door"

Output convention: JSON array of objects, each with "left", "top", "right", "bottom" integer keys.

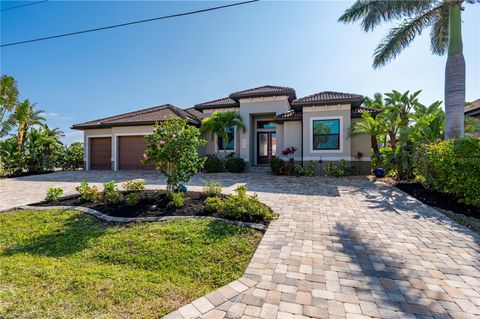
[{"left": 118, "top": 136, "right": 155, "bottom": 170}]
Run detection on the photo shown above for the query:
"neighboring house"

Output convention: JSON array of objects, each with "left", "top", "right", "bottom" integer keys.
[
  {"left": 465, "top": 98, "right": 480, "bottom": 120},
  {"left": 72, "top": 85, "right": 377, "bottom": 173}
]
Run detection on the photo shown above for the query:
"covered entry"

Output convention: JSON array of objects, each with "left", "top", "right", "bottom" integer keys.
[
  {"left": 89, "top": 137, "right": 112, "bottom": 170},
  {"left": 118, "top": 136, "right": 155, "bottom": 170}
]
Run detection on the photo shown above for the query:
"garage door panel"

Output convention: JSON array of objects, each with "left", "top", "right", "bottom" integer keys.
[
  {"left": 118, "top": 136, "right": 155, "bottom": 170},
  {"left": 90, "top": 137, "right": 112, "bottom": 170}
]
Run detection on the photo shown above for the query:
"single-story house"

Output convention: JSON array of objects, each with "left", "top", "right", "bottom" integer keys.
[
  {"left": 465, "top": 98, "right": 480, "bottom": 120},
  {"left": 72, "top": 85, "right": 378, "bottom": 173}
]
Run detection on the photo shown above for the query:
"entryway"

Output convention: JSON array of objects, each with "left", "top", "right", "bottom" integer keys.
[{"left": 257, "top": 132, "right": 276, "bottom": 164}]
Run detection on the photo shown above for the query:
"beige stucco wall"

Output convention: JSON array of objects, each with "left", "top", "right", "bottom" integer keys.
[
  {"left": 350, "top": 118, "right": 372, "bottom": 160},
  {"left": 302, "top": 104, "right": 352, "bottom": 161},
  {"left": 238, "top": 96, "right": 291, "bottom": 164},
  {"left": 283, "top": 121, "right": 303, "bottom": 161}
]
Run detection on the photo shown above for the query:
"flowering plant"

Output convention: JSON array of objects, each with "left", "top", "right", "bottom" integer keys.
[
  {"left": 281, "top": 146, "right": 298, "bottom": 161},
  {"left": 143, "top": 116, "right": 206, "bottom": 191}
]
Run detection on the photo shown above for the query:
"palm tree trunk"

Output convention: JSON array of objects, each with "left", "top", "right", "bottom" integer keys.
[
  {"left": 444, "top": 3, "right": 465, "bottom": 139},
  {"left": 371, "top": 135, "right": 379, "bottom": 155}
]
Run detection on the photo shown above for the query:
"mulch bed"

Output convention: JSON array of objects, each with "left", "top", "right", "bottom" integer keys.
[
  {"left": 394, "top": 182, "right": 479, "bottom": 219},
  {"left": 33, "top": 190, "right": 224, "bottom": 219}
]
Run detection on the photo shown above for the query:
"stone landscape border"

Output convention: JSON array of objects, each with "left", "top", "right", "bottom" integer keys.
[{"left": 19, "top": 205, "right": 267, "bottom": 231}]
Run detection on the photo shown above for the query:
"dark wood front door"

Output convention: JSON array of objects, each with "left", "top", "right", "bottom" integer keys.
[
  {"left": 90, "top": 137, "right": 111, "bottom": 170},
  {"left": 118, "top": 136, "right": 155, "bottom": 171},
  {"left": 257, "top": 132, "right": 276, "bottom": 165}
]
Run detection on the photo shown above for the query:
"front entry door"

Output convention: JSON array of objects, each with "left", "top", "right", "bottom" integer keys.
[{"left": 257, "top": 132, "right": 276, "bottom": 164}]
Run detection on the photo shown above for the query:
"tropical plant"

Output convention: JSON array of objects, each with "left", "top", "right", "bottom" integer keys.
[
  {"left": 349, "top": 111, "right": 384, "bottom": 155},
  {"left": 0, "top": 137, "right": 26, "bottom": 176},
  {"left": 203, "top": 181, "right": 223, "bottom": 197},
  {"left": 45, "top": 187, "right": 64, "bottom": 202},
  {"left": 1, "top": 99, "right": 45, "bottom": 151},
  {"left": 122, "top": 179, "right": 145, "bottom": 192},
  {"left": 168, "top": 191, "right": 186, "bottom": 208},
  {"left": 75, "top": 181, "right": 100, "bottom": 202},
  {"left": 57, "top": 142, "right": 84, "bottom": 170},
  {"left": 201, "top": 111, "right": 245, "bottom": 160},
  {"left": 24, "top": 126, "right": 64, "bottom": 173},
  {"left": 0, "top": 74, "right": 18, "bottom": 126},
  {"left": 338, "top": 0, "right": 479, "bottom": 139},
  {"left": 101, "top": 180, "right": 122, "bottom": 204},
  {"left": 144, "top": 116, "right": 206, "bottom": 191}
]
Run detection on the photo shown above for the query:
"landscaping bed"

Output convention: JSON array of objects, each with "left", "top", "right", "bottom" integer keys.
[
  {"left": 33, "top": 190, "right": 220, "bottom": 219},
  {"left": 0, "top": 209, "right": 262, "bottom": 318}
]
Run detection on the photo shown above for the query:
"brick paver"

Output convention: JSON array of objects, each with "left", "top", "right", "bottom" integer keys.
[{"left": 1, "top": 170, "right": 479, "bottom": 318}]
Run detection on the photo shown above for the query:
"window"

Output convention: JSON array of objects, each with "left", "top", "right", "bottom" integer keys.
[
  {"left": 257, "top": 121, "right": 276, "bottom": 129},
  {"left": 217, "top": 126, "right": 235, "bottom": 150},
  {"left": 312, "top": 119, "right": 340, "bottom": 150}
]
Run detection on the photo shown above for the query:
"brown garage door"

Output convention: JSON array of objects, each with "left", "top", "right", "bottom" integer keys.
[
  {"left": 118, "top": 136, "right": 155, "bottom": 170},
  {"left": 90, "top": 137, "right": 112, "bottom": 170}
]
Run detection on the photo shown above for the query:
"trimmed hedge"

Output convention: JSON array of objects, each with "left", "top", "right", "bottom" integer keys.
[
  {"left": 270, "top": 157, "right": 284, "bottom": 175},
  {"left": 225, "top": 157, "right": 246, "bottom": 173},
  {"left": 415, "top": 137, "right": 480, "bottom": 207},
  {"left": 204, "top": 156, "right": 223, "bottom": 173}
]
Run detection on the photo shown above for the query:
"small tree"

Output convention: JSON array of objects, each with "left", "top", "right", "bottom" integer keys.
[
  {"left": 144, "top": 116, "right": 206, "bottom": 191},
  {"left": 201, "top": 111, "right": 245, "bottom": 160}
]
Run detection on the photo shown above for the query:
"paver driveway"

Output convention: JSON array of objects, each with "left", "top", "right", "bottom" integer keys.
[{"left": 1, "top": 171, "right": 479, "bottom": 318}]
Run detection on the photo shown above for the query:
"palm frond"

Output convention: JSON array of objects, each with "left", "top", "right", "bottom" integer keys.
[
  {"left": 339, "top": 0, "right": 435, "bottom": 32},
  {"left": 430, "top": 3, "right": 449, "bottom": 55},
  {"left": 372, "top": 7, "right": 440, "bottom": 68}
]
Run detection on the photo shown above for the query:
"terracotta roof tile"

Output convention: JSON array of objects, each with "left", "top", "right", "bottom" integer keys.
[
  {"left": 274, "top": 110, "right": 302, "bottom": 122},
  {"left": 465, "top": 98, "right": 480, "bottom": 115},
  {"left": 194, "top": 97, "right": 239, "bottom": 110},
  {"left": 229, "top": 85, "right": 296, "bottom": 100},
  {"left": 292, "top": 91, "right": 364, "bottom": 108},
  {"left": 72, "top": 104, "right": 200, "bottom": 129}
]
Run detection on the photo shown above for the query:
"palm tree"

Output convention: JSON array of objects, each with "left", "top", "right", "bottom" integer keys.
[
  {"left": 201, "top": 111, "right": 245, "bottom": 160},
  {"left": 2, "top": 99, "right": 45, "bottom": 151},
  {"left": 338, "top": 0, "right": 475, "bottom": 139},
  {"left": 0, "top": 75, "right": 19, "bottom": 125},
  {"left": 349, "top": 111, "right": 384, "bottom": 155}
]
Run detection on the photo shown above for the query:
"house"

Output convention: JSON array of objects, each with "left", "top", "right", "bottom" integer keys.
[
  {"left": 72, "top": 85, "right": 377, "bottom": 173},
  {"left": 465, "top": 98, "right": 480, "bottom": 120}
]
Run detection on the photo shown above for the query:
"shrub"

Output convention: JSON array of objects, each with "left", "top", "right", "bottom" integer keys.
[
  {"left": 415, "top": 137, "right": 480, "bottom": 207},
  {"left": 57, "top": 142, "right": 84, "bottom": 171},
  {"left": 270, "top": 157, "right": 284, "bottom": 175},
  {"left": 45, "top": 187, "right": 63, "bottom": 202},
  {"left": 125, "top": 192, "right": 140, "bottom": 206},
  {"left": 217, "top": 185, "right": 272, "bottom": 223},
  {"left": 324, "top": 160, "right": 356, "bottom": 177},
  {"left": 204, "top": 156, "right": 223, "bottom": 173},
  {"left": 225, "top": 157, "right": 246, "bottom": 173},
  {"left": 203, "top": 181, "right": 223, "bottom": 197},
  {"left": 204, "top": 196, "right": 224, "bottom": 213},
  {"left": 122, "top": 179, "right": 145, "bottom": 191},
  {"left": 144, "top": 116, "right": 206, "bottom": 191},
  {"left": 168, "top": 191, "right": 186, "bottom": 208},
  {"left": 294, "top": 164, "right": 304, "bottom": 176},
  {"left": 75, "top": 181, "right": 100, "bottom": 202},
  {"left": 304, "top": 161, "right": 315, "bottom": 177},
  {"left": 102, "top": 180, "right": 122, "bottom": 204}
]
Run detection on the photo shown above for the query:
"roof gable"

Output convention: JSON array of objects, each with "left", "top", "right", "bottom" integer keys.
[
  {"left": 229, "top": 85, "right": 296, "bottom": 101},
  {"left": 465, "top": 98, "right": 480, "bottom": 116},
  {"left": 194, "top": 97, "right": 239, "bottom": 110},
  {"left": 292, "top": 91, "right": 364, "bottom": 109}
]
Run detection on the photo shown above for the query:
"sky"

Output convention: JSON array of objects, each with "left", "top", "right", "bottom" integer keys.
[{"left": 1, "top": 0, "right": 479, "bottom": 144}]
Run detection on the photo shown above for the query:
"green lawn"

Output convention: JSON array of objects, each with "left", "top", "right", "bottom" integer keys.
[{"left": 0, "top": 209, "right": 262, "bottom": 318}]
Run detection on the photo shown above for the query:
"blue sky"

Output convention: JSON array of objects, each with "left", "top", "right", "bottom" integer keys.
[{"left": 1, "top": 1, "right": 479, "bottom": 144}]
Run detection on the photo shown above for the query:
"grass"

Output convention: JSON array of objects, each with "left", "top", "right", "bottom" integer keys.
[{"left": 0, "top": 209, "right": 262, "bottom": 318}]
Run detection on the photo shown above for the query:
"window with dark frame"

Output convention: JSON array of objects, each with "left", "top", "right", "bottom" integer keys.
[
  {"left": 312, "top": 119, "right": 340, "bottom": 150},
  {"left": 217, "top": 126, "right": 235, "bottom": 150}
]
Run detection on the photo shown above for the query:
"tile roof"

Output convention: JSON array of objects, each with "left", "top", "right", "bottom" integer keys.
[
  {"left": 184, "top": 107, "right": 206, "bottom": 119},
  {"left": 72, "top": 104, "right": 201, "bottom": 129},
  {"left": 274, "top": 110, "right": 302, "bottom": 123},
  {"left": 465, "top": 98, "right": 480, "bottom": 115},
  {"left": 351, "top": 106, "right": 381, "bottom": 118},
  {"left": 292, "top": 91, "right": 364, "bottom": 108},
  {"left": 194, "top": 97, "right": 239, "bottom": 110},
  {"left": 229, "top": 85, "right": 296, "bottom": 101}
]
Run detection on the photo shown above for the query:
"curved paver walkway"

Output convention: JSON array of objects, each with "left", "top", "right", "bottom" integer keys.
[{"left": 1, "top": 171, "right": 479, "bottom": 318}]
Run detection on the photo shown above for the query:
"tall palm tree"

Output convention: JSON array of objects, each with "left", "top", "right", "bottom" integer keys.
[
  {"left": 201, "top": 111, "right": 245, "bottom": 160},
  {"left": 0, "top": 75, "right": 19, "bottom": 125},
  {"left": 2, "top": 99, "right": 45, "bottom": 151},
  {"left": 338, "top": 0, "right": 476, "bottom": 139}
]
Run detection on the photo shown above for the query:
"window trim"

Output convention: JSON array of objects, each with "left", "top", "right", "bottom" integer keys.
[
  {"left": 309, "top": 116, "right": 343, "bottom": 153},
  {"left": 215, "top": 126, "right": 236, "bottom": 152}
]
